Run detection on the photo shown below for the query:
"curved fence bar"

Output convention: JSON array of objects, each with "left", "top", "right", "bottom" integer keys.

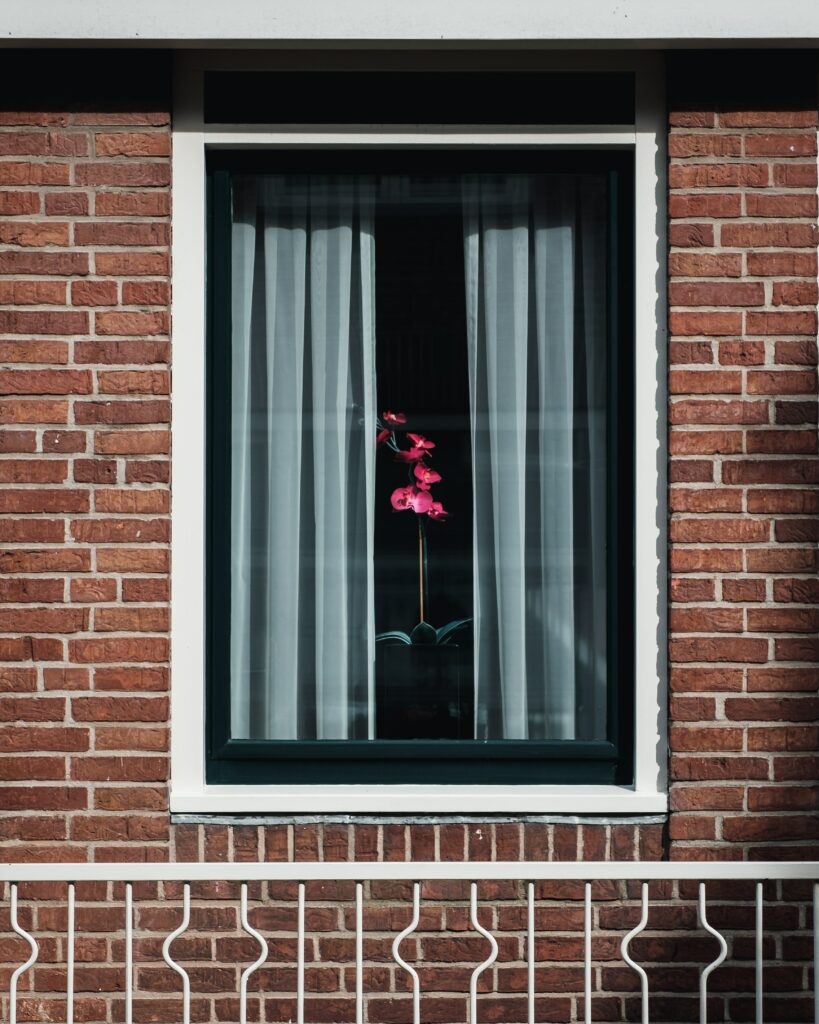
[
  {"left": 297, "top": 881, "right": 305, "bottom": 1024},
  {"left": 1, "top": 862, "right": 818, "bottom": 1024},
  {"left": 125, "top": 881, "right": 133, "bottom": 1024},
  {"left": 620, "top": 881, "right": 649, "bottom": 1024},
  {"left": 697, "top": 883, "right": 728, "bottom": 1024},
  {"left": 392, "top": 880, "right": 421, "bottom": 1024},
  {"left": 469, "top": 882, "right": 498, "bottom": 1024},
  {"left": 66, "top": 881, "right": 74, "bottom": 1024},
  {"left": 355, "top": 881, "right": 364, "bottom": 1024},
  {"left": 755, "top": 882, "right": 763, "bottom": 1024},
  {"left": 9, "top": 882, "right": 38, "bottom": 1024},
  {"left": 584, "top": 881, "right": 592, "bottom": 1024},
  {"left": 161, "top": 881, "right": 191, "bottom": 1024},
  {"left": 239, "top": 882, "right": 268, "bottom": 1024},
  {"left": 527, "top": 882, "right": 535, "bottom": 1024}
]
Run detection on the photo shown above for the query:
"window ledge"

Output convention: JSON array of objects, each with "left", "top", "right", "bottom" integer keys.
[{"left": 170, "top": 785, "right": 668, "bottom": 815}]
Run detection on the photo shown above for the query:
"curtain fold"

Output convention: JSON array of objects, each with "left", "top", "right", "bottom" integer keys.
[
  {"left": 230, "top": 175, "right": 376, "bottom": 740},
  {"left": 463, "top": 173, "right": 608, "bottom": 741}
]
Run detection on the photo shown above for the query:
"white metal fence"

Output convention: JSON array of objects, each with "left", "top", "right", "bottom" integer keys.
[{"left": 2, "top": 861, "right": 818, "bottom": 1024}]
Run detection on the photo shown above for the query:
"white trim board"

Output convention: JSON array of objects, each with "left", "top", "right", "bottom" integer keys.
[
  {"left": 170, "top": 51, "right": 667, "bottom": 815},
  {"left": 4, "top": 0, "right": 819, "bottom": 45}
]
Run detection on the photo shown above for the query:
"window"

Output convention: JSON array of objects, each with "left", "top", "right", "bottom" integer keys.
[{"left": 171, "top": 55, "right": 667, "bottom": 813}]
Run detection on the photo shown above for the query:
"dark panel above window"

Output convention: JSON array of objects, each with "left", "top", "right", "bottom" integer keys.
[{"left": 203, "top": 71, "right": 635, "bottom": 125}]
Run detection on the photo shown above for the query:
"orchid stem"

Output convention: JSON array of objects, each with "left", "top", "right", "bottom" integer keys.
[{"left": 418, "top": 517, "right": 425, "bottom": 623}]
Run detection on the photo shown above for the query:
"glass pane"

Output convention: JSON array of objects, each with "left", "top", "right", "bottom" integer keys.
[{"left": 226, "top": 169, "right": 610, "bottom": 743}]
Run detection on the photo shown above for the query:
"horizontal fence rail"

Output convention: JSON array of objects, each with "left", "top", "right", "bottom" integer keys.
[{"left": 1, "top": 862, "right": 818, "bottom": 1024}]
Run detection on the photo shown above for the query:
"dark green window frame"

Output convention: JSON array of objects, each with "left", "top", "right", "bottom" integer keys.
[{"left": 205, "top": 149, "right": 635, "bottom": 787}]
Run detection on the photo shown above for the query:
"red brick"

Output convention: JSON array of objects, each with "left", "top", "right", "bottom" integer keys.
[
  {"left": 97, "top": 370, "right": 170, "bottom": 395},
  {"left": 668, "top": 163, "right": 768, "bottom": 188},
  {"left": 774, "top": 163, "right": 819, "bottom": 187},
  {"left": 95, "top": 192, "right": 170, "bottom": 217},
  {"left": 670, "top": 399, "right": 769, "bottom": 425},
  {"left": 718, "top": 340, "right": 765, "bottom": 365},
  {"left": 74, "top": 162, "right": 170, "bottom": 187},
  {"left": 0, "top": 369, "right": 91, "bottom": 394},
  {"left": 744, "top": 133, "right": 817, "bottom": 156},
  {"left": 95, "top": 132, "right": 171, "bottom": 157},
  {"left": 0, "top": 279, "right": 65, "bottom": 303},
  {"left": 721, "top": 223, "right": 817, "bottom": 248},
  {"left": 722, "top": 579, "right": 766, "bottom": 603},
  {"left": 746, "top": 251, "right": 817, "bottom": 276},
  {"left": 775, "top": 339, "right": 818, "bottom": 364},
  {"left": 723, "top": 459, "right": 818, "bottom": 485},
  {"left": 747, "top": 429, "right": 817, "bottom": 453},
  {"left": 44, "top": 192, "right": 89, "bottom": 216},
  {"left": 746, "top": 311, "right": 818, "bottom": 337},
  {"left": 668, "top": 253, "right": 742, "bottom": 277},
  {"left": 746, "top": 193, "right": 819, "bottom": 218},
  {"left": 75, "top": 221, "right": 169, "bottom": 247},
  {"left": 668, "top": 282, "right": 764, "bottom": 307},
  {"left": 95, "top": 429, "right": 169, "bottom": 454},
  {"left": 669, "top": 637, "right": 768, "bottom": 663},
  {"left": 68, "top": 636, "right": 169, "bottom": 664},
  {"left": 71, "top": 280, "right": 118, "bottom": 306},
  {"left": 42, "top": 430, "right": 86, "bottom": 453},
  {"left": 0, "top": 220, "right": 70, "bottom": 246},
  {"left": 667, "top": 194, "right": 741, "bottom": 219},
  {"left": 668, "top": 134, "right": 742, "bottom": 158},
  {"left": 668, "top": 223, "right": 714, "bottom": 248}
]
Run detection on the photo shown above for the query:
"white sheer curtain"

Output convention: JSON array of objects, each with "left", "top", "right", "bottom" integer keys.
[
  {"left": 230, "top": 175, "right": 376, "bottom": 740},
  {"left": 463, "top": 174, "right": 608, "bottom": 741}
]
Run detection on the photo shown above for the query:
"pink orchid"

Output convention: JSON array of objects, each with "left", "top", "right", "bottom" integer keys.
[
  {"left": 414, "top": 463, "right": 441, "bottom": 490},
  {"left": 382, "top": 410, "right": 407, "bottom": 425},
  {"left": 407, "top": 433, "right": 435, "bottom": 451},
  {"left": 427, "top": 501, "right": 450, "bottom": 521},
  {"left": 376, "top": 428, "right": 390, "bottom": 446},
  {"left": 394, "top": 447, "right": 428, "bottom": 463},
  {"left": 391, "top": 485, "right": 434, "bottom": 514}
]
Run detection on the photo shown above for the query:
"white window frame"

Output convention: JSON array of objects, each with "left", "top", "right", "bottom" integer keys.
[{"left": 170, "top": 49, "right": 667, "bottom": 814}]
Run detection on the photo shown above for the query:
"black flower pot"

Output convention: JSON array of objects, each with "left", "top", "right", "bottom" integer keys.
[{"left": 375, "top": 642, "right": 469, "bottom": 739}]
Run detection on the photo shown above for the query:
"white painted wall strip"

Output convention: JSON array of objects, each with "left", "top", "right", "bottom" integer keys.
[
  {"left": 697, "top": 883, "right": 728, "bottom": 1024},
  {"left": 3, "top": 862, "right": 818, "bottom": 882},
  {"left": 66, "top": 882, "right": 75, "bottom": 1024},
  {"left": 469, "top": 883, "right": 498, "bottom": 1024},
  {"left": 161, "top": 882, "right": 191, "bottom": 1024},
  {"left": 9, "top": 884, "right": 38, "bottom": 1024},
  {"left": 6, "top": 0, "right": 819, "bottom": 44},
  {"left": 621, "top": 882, "right": 649, "bottom": 1024},
  {"left": 240, "top": 882, "right": 269, "bottom": 1024},
  {"left": 392, "top": 882, "right": 421, "bottom": 1024}
]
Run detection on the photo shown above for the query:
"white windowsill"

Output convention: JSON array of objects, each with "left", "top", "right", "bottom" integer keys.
[{"left": 170, "top": 784, "right": 668, "bottom": 815}]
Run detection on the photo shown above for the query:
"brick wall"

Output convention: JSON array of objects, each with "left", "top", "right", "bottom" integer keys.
[
  {"left": 0, "top": 53, "right": 814, "bottom": 868},
  {"left": 667, "top": 52, "right": 819, "bottom": 861},
  {"left": 0, "top": 54, "right": 173, "bottom": 861},
  {"left": 0, "top": 48, "right": 817, "bottom": 1024}
]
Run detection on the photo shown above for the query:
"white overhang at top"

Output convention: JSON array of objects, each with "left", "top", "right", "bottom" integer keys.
[{"left": 2, "top": 0, "right": 819, "bottom": 47}]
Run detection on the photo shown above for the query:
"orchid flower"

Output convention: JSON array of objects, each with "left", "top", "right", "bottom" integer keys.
[
  {"left": 382, "top": 410, "right": 407, "bottom": 425},
  {"left": 414, "top": 464, "right": 441, "bottom": 490},
  {"left": 427, "top": 501, "right": 450, "bottom": 521},
  {"left": 407, "top": 433, "right": 434, "bottom": 451},
  {"left": 376, "top": 428, "right": 390, "bottom": 446},
  {"left": 394, "top": 447, "right": 428, "bottom": 463},
  {"left": 390, "top": 485, "right": 434, "bottom": 514}
]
